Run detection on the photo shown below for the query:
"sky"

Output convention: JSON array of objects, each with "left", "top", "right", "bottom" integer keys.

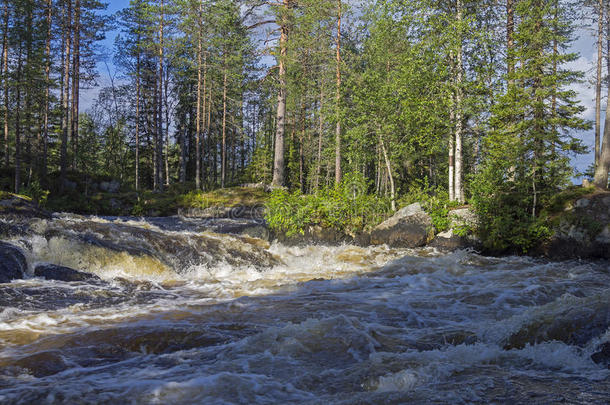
[{"left": 86, "top": 0, "right": 600, "bottom": 182}]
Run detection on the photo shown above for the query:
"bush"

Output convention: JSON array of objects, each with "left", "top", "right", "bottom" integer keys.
[
  {"left": 265, "top": 173, "right": 392, "bottom": 237},
  {"left": 22, "top": 181, "right": 50, "bottom": 208}
]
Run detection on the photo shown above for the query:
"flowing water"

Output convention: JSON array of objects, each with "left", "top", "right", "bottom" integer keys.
[{"left": 0, "top": 215, "right": 609, "bottom": 404}]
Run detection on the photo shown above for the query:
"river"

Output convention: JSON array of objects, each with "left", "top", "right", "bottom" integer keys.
[{"left": 0, "top": 215, "right": 609, "bottom": 404}]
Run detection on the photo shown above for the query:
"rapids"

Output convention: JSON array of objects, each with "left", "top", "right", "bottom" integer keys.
[{"left": 0, "top": 215, "right": 609, "bottom": 404}]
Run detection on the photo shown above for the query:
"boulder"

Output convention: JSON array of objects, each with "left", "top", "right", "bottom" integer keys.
[
  {"left": 0, "top": 241, "right": 27, "bottom": 283},
  {"left": 34, "top": 264, "right": 101, "bottom": 282},
  {"left": 370, "top": 203, "right": 435, "bottom": 248}
]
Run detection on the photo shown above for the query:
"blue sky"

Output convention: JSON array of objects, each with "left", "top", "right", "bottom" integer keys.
[{"left": 88, "top": 1, "right": 600, "bottom": 180}]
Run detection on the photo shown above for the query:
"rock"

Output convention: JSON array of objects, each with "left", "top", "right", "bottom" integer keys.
[
  {"left": 62, "top": 179, "right": 77, "bottom": 191},
  {"left": 591, "top": 342, "right": 610, "bottom": 368},
  {"left": 239, "top": 224, "right": 269, "bottom": 240},
  {"left": 241, "top": 182, "right": 272, "bottom": 192},
  {"left": 448, "top": 207, "right": 478, "bottom": 230},
  {"left": 100, "top": 180, "right": 120, "bottom": 193},
  {"left": 0, "top": 195, "right": 51, "bottom": 219},
  {"left": 34, "top": 264, "right": 101, "bottom": 282},
  {"left": 0, "top": 241, "right": 27, "bottom": 283},
  {"left": 595, "top": 225, "right": 610, "bottom": 244},
  {"left": 354, "top": 232, "right": 371, "bottom": 247},
  {"left": 431, "top": 229, "right": 466, "bottom": 251},
  {"left": 542, "top": 191, "right": 610, "bottom": 259},
  {"left": 179, "top": 205, "right": 263, "bottom": 220},
  {"left": 370, "top": 203, "right": 434, "bottom": 248}
]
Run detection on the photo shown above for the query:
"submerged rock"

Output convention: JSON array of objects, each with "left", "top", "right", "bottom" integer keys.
[
  {"left": 591, "top": 342, "right": 610, "bottom": 368},
  {"left": 370, "top": 203, "right": 434, "bottom": 248},
  {"left": 34, "top": 264, "right": 101, "bottom": 282},
  {"left": 0, "top": 241, "right": 27, "bottom": 283},
  {"left": 501, "top": 292, "right": 610, "bottom": 350}
]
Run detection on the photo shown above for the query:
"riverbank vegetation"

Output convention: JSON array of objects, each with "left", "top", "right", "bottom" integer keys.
[{"left": 0, "top": 0, "right": 608, "bottom": 253}]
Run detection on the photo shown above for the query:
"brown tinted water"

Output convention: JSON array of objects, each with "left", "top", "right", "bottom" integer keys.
[{"left": 0, "top": 216, "right": 609, "bottom": 404}]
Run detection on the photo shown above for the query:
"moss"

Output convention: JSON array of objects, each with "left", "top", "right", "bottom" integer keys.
[
  {"left": 543, "top": 186, "right": 596, "bottom": 216},
  {"left": 0, "top": 191, "right": 32, "bottom": 202},
  {"left": 44, "top": 185, "right": 270, "bottom": 217},
  {"left": 177, "top": 187, "right": 269, "bottom": 210}
]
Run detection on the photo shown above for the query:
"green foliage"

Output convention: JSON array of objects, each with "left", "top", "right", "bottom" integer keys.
[
  {"left": 399, "top": 182, "right": 460, "bottom": 232},
  {"left": 265, "top": 173, "right": 392, "bottom": 237},
  {"left": 471, "top": 174, "right": 552, "bottom": 253},
  {"left": 471, "top": 0, "right": 589, "bottom": 254},
  {"left": 543, "top": 186, "right": 595, "bottom": 215},
  {"left": 22, "top": 181, "right": 50, "bottom": 208}
]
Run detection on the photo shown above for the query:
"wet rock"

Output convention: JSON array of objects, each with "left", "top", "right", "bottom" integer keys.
[
  {"left": 0, "top": 241, "right": 27, "bottom": 283},
  {"left": 503, "top": 292, "right": 610, "bottom": 350},
  {"left": 239, "top": 224, "right": 270, "bottom": 240},
  {"left": 591, "top": 342, "right": 610, "bottom": 368},
  {"left": 370, "top": 203, "right": 434, "bottom": 248},
  {"left": 12, "top": 350, "right": 70, "bottom": 377},
  {"left": 39, "top": 218, "right": 279, "bottom": 274},
  {"left": 34, "top": 264, "right": 101, "bottom": 282}
]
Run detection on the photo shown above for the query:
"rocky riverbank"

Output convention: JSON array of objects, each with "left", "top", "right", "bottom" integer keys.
[
  {"left": 271, "top": 191, "right": 610, "bottom": 260},
  {"left": 1, "top": 188, "right": 609, "bottom": 287}
]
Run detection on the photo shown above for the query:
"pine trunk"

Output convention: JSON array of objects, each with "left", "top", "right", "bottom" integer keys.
[
  {"left": 195, "top": 7, "right": 202, "bottom": 190},
  {"left": 595, "top": 0, "right": 603, "bottom": 167},
  {"left": 135, "top": 37, "right": 141, "bottom": 191},
  {"left": 42, "top": 0, "right": 52, "bottom": 184},
  {"left": 60, "top": 0, "right": 72, "bottom": 186},
  {"left": 2, "top": 0, "right": 8, "bottom": 169},
  {"left": 14, "top": 48, "right": 22, "bottom": 193},
  {"left": 315, "top": 84, "right": 324, "bottom": 191},
  {"left": 334, "top": 0, "right": 342, "bottom": 185},
  {"left": 156, "top": 0, "right": 164, "bottom": 191},
  {"left": 222, "top": 54, "right": 228, "bottom": 188},
  {"left": 594, "top": 8, "right": 610, "bottom": 189},
  {"left": 71, "top": 0, "right": 80, "bottom": 170}
]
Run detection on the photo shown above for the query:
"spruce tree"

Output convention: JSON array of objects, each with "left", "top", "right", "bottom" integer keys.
[{"left": 473, "top": 0, "right": 589, "bottom": 252}]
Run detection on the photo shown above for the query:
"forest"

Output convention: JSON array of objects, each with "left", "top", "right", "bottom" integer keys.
[{"left": 0, "top": 0, "right": 609, "bottom": 251}]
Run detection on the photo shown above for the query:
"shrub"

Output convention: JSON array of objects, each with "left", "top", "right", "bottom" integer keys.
[{"left": 265, "top": 173, "right": 392, "bottom": 237}]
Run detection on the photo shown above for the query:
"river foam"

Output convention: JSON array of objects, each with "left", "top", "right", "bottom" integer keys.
[{"left": 0, "top": 216, "right": 609, "bottom": 404}]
